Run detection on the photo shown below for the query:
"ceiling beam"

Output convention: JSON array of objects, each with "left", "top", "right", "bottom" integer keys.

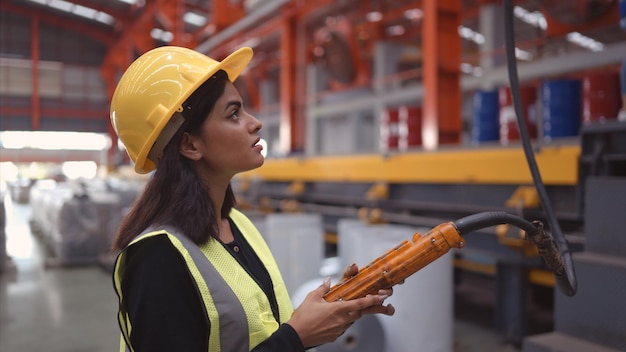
[{"left": 62, "top": 0, "right": 129, "bottom": 21}]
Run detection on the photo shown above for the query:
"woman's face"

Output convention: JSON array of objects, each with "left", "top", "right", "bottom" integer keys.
[{"left": 189, "top": 81, "right": 264, "bottom": 177}]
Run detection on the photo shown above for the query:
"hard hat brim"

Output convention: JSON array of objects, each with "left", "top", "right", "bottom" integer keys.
[{"left": 214, "top": 46, "right": 254, "bottom": 84}]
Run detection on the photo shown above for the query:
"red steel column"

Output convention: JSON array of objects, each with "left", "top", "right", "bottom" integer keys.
[
  {"left": 422, "top": 0, "right": 462, "bottom": 149},
  {"left": 213, "top": 0, "right": 245, "bottom": 31},
  {"left": 31, "top": 17, "right": 40, "bottom": 130},
  {"left": 280, "top": 15, "right": 300, "bottom": 153}
]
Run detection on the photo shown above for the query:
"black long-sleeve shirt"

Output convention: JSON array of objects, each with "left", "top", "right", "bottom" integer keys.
[{"left": 119, "top": 222, "right": 305, "bottom": 352}]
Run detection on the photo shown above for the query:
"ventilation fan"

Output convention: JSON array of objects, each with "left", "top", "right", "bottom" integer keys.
[{"left": 314, "top": 17, "right": 369, "bottom": 89}]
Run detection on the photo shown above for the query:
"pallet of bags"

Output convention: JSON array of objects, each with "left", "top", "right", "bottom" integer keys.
[
  {"left": 97, "top": 178, "right": 147, "bottom": 272},
  {"left": 46, "top": 188, "right": 122, "bottom": 267},
  {"left": 29, "top": 180, "right": 73, "bottom": 248}
]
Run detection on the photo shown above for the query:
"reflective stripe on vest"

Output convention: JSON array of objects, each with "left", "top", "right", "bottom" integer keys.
[{"left": 113, "top": 208, "right": 293, "bottom": 352}]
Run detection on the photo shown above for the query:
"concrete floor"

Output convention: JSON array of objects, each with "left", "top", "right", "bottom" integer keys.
[
  {"left": 0, "top": 196, "right": 521, "bottom": 352},
  {"left": 0, "top": 197, "right": 119, "bottom": 352}
]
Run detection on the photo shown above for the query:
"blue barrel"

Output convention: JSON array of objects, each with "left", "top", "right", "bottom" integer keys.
[
  {"left": 542, "top": 79, "right": 582, "bottom": 140},
  {"left": 472, "top": 90, "right": 499, "bottom": 143}
]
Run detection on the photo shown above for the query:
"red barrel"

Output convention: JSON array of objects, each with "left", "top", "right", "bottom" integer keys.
[
  {"left": 583, "top": 72, "right": 621, "bottom": 124},
  {"left": 398, "top": 106, "right": 422, "bottom": 150},
  {"left": 499, "top": 85, "right": 538, "bottom": 144},
  {"left": 381, "top": 108, "right": 399, "bottom": 151}
]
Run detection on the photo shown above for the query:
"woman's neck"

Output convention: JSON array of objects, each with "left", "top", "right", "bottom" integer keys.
[{"left": 217, "top": 218, "right": 235, "bottom": 243}]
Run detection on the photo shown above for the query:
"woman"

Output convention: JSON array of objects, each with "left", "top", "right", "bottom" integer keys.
[{"left": 109, "top": 46, "right": 395, "bottom": 352}]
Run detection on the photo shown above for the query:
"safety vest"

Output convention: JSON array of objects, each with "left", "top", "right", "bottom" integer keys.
[{"left": 113, "top": 208, "right": 294, "bottom": 352}]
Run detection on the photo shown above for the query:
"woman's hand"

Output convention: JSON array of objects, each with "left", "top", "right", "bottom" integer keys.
[
  {"left": 339, "top": 263, "right": 396, "bottom": 315},
  {"left": 286, "top": 275, "right": 395, "bottom": 348}
]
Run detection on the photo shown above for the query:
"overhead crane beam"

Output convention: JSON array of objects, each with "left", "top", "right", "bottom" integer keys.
[
  {"left": 197, "top": 0, "right": 336, "bottom": 58},
  {"left": 196, "top": 0, "right": 289, "bottom": 53}
]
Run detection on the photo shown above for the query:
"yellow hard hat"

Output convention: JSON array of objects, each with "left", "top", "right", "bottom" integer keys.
[{"left": 110, "top": 46, "right": 253, "bottom": 174}]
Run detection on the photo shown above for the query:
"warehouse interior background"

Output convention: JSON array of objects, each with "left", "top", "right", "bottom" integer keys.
[{"left": 1, "top": 0, "right": 625, "bottom": 351}]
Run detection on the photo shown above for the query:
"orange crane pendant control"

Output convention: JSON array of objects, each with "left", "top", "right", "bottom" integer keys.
[{"left": 324, "top": 222, "right": 465, "bottom": 302}]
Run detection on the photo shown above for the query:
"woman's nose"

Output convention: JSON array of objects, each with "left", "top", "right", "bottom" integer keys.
[{"left": 249, "top": 113, "right": 262, "bottom": 132}]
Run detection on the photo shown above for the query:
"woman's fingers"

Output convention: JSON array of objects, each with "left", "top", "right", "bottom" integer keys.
[
  {"left": 340, "top": 293, "right": 388, "bottom": 313},
  {"left": 341, "top": 293, "right": 396, "bottom": 317},
  {"left": 361, "top": 303, "right": 396, "bottom": 316},
  {"left": 342, "top": 263, "right": 358, "bottom": 278},
  {"left": 377, "top": 288, "right": 393, "bottom": 296}
]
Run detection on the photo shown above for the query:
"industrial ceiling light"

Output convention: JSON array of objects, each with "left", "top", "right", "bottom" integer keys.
[
  {"left": 460, "top": 63, "right": 483, "bottom": 77},
  {"left": 48, "top": 0, "right": 73, "bottom": 12},
  {"left": 366, "top": 11, "right": 383, "bottom": 22},
  {"left": 566, "top": 32, "right": 605, "bottom": 52},
  {"left": 404, "top": 8, "right": 423, "bottom": 22},
  {"left": 183, "top": 12, "right": 207, "bottom": 27},
  {"left": 93, "top": 11, "right": 114, "bottom": 25},
  {"left": 458, "top": 25, "right": 485, "bottom": 45},
  {"left": 513, "top": 6, "right": 547, "bottom": 30},
  {"left": 515, "top": 47, "right": 534, "bottom": 60},
  {"left": 25, "top": 0, "right": 115, "bottom": 26},
  {"left": 72, "top": 4, "right": 97, "bottom": 19},
  {"left": 385, "top": 25, "right": 406, "bottom": 36},
  {"left": 150, "top": 28, "right": 173, "bottom": 43},
  {"left": 460, "top": 62, "right": 473, "bottom": 72}
]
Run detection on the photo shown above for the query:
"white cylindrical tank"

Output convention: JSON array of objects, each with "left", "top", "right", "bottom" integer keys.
[
  {"left": 263, "top": 213, "right": 324, "bottom": 295},
  {"left": 337, "top": 219, "right": 454, "bottom": 352}
]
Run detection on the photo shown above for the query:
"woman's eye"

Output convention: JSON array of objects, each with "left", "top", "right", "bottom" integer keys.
[{"left": 229, "top": 109, "right": 240, "bottom": 119}]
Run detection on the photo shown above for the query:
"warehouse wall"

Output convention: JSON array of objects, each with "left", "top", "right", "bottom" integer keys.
[{"left": 0, "top": 11, "right": 109, "bottom": 133}]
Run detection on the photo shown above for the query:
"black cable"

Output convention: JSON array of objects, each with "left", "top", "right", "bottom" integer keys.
[
  {"left": 454, "top": 211, "right": 537, "bottom": 235},
  {"left": 453, "top": 212, "right": 565, "bottom": 276},
  {"left": 502, "top": 0, "right": 577, "bottom": 296}
]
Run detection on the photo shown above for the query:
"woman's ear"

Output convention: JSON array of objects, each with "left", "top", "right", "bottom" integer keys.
[{"left": 179, "top": 132, "right": 203, "bottom": 161}]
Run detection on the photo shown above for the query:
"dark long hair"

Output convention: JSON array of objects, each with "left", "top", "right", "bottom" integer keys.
[{"left": 112, "top": 70, "right": 236, "bottom": 250}]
